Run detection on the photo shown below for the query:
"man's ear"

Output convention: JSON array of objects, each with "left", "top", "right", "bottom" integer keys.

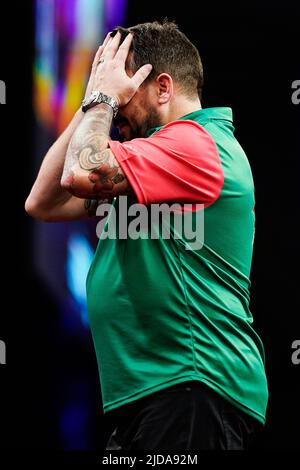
[{"left": 156, "top": 73, "right": 173, "bottom": 104}]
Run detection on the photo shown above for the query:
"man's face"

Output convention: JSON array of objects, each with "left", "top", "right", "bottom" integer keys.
[{"left": 113, "top": 79, "right": 163, "bottom": 142}]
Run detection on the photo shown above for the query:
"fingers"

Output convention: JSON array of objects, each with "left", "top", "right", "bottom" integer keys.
[
  {"left": 92, "top": 32, "right": 112, "bottom": 68},
  {"left": 102, "top": 31, "right": 113, "bottom": 49},
  {"left": 114, "top": 33, "right": 133, "bottom": 62},
  {"left": 131, "top": 64, "right": 153, "bottom": 88},
  {"left": 94, "top": 31, "right": 132, "bottom": 67},
  {"left": 92, "top": 45, "right": 104, "bottom": 68},
  {"left": 103, "top": 31, "right": 121, "bottom": 60}
]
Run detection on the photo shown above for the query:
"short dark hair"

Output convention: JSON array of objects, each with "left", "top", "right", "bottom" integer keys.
[{"left": 111, "top": 21, "right": 203, "bottom": 99}]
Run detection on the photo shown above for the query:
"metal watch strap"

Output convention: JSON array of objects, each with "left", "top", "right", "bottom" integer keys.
[{"left": 81, "top": 91, "right": 119, "bottom": 117}]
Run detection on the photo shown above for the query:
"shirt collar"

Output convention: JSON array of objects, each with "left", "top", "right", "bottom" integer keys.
[{"left": 146, "top": 107, "right": 233, "bottom": 137}]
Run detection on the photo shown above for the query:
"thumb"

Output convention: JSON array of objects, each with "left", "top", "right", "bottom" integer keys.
[{"left": 131, "top": 64, "right": 153, "bottom": 89}]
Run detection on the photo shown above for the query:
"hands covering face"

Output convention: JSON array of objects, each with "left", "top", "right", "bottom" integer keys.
[{"left": 85, "top": 31, "right": 152, "bottom": 107}]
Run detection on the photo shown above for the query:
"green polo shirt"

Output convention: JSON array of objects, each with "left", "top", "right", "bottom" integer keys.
[{"left": 86, "top": 107, "right": 268, "bottom": 424}]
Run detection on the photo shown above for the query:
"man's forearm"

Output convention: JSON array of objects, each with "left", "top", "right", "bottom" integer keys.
[
  {"left": 61, "top": 104, "right": 126, "bottom": 198},
  {"left": 25, "top": 109, "right": 84, "bottom": 216},
  {"left": 62, "top": 104, "right": 112, "bottom": 180}
]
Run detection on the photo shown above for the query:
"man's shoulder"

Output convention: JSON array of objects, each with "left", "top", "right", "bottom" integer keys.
[
  {"left": 152, "top": 119, "right": 207, "bottom": 135},
  {"left": 149, "top": 119, "right": 217, "bottom": 153}
]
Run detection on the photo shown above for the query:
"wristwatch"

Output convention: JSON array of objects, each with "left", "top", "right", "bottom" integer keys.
[{"left": 81, "top": 91, "right": 119, "bottom": 117}]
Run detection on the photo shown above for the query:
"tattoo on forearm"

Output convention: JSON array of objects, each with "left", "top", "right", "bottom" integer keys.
[
  {"left": 79, "top": 145, "right": 113, "bottom": 171},
  {"left": 62, "top": 104, "right": 131, "bottom": 198},
  {"left": 62, "top": 106, "right": 112, "bottom": 181}
]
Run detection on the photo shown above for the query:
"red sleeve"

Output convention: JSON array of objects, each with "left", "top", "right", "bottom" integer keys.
[{"left": 108, "top": 120, "right": 224, "bottom": 206}]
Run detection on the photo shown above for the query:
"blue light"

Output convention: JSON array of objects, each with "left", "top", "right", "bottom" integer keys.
[
  {"left": 60, "top": 400, "right": 89, "bottom": 449},
  {"left": 66, "top": 233, "right": 94, "bottom": 327}
]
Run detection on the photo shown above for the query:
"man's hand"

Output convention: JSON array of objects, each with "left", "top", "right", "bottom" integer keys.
[
  {"left": 92, "top": 31, "right": 152, "bottom": 106},
  {"left": 84, "top": 32, "right": 113, "bottom": 99}
]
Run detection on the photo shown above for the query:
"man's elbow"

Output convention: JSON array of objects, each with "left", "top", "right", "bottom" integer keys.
[
  {"left": 25, "top": 196, "right": 51, "bottom": 222},
  {"left": 25, "top": 196, "right": 40, "bottom": 219}
]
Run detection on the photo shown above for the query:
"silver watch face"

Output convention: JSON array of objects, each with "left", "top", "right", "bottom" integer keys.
[
  {"left": 89, "top": 90, "right": 100, "bottom": 104},
  {"left": 82, "top": 92, "right": 97, "bottom": 107}
]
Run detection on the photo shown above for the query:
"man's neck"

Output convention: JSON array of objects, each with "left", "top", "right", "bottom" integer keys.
[{"left": 164, "top": 96, "right": 202, "bottom": 124}]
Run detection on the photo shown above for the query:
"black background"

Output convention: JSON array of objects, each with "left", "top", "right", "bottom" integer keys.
[{"left": 0, "top": 0, "right": 299, "bottom": 452}]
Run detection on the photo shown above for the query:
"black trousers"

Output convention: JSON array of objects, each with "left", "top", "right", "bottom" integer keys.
[{"left": 104, "top": 381, "right": 260, "bottom": 451}]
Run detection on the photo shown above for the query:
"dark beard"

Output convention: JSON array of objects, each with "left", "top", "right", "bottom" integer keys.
[
  {"left": 139, "top": 108, "right": 163, "bottom": 137},
  {"left": 131, "top": 106, "right": 164, "bottom": 139},
  {"left": 115, "top": 105, "right": 164, "bottom": 142}
]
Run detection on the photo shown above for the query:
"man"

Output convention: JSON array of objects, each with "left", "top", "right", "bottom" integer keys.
[{"left": 26, "top": 21, "right": 268, "bottom": 450}]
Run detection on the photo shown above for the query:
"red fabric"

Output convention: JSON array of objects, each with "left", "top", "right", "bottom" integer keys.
[{"left": 109, "top": 120, "right": 224, "bottom": 207}]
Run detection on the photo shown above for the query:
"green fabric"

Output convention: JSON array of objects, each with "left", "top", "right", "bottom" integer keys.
[{"left": 86, "top": 107, "right": 268, "bottom": 424}]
